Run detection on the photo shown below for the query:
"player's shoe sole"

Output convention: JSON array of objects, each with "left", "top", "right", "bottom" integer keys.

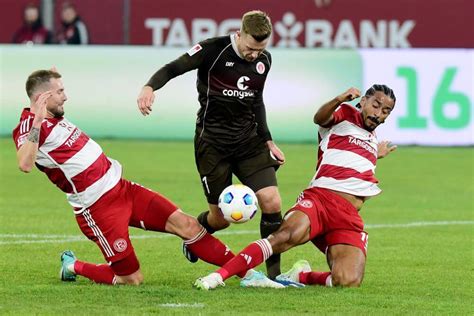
[
  {"left": 60, "top": 250, "right": 77, "bottom": 282},
  {"left": 274, "top": 278, "right": 305, "bottom": 288}
]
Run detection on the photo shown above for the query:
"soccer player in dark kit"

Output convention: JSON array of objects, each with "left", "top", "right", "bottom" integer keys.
[{"left": 137, "top": 10, "right": 287, "bottom": 283}]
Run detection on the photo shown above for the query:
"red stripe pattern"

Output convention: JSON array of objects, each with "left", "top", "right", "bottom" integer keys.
[
  {"left": 311, "top": 104, "right": 381, "bottom": 197},
  {"left": 12, "top": 108, "right": 121, "bottom": 210}
]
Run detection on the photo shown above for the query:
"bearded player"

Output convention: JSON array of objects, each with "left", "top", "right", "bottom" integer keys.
[{"left": 194, "top": 85, "right": 397, "bottom": 289}]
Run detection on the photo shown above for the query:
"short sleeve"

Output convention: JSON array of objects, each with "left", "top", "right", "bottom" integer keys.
[{"left": 12, "top": 113, "right": 35, "bottom": 150}]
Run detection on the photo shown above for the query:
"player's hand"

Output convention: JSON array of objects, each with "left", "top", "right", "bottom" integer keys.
[
  {"left": 267, "top": 141, "right": 285, "bottom": 165},
  {"left": 137, "top": 86, "right": 155, "bottom": 116},
  {"left": 377, "top": 140, "right": 397, "bottom": 159},
  {"left": 31, "top": 91, "right": 52, "bottom": 122},
  {"left": 337, "top": 87, "right": 361, "bottom": 103}
]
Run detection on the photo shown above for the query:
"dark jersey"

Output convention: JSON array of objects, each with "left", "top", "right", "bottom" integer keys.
[{"left": 146, "top": 35, "right": 272, "bottom": 147}]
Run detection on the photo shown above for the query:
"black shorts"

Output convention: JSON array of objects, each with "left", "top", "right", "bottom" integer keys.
[{"left": 194, "top": 135, "right": 280, "bottom": 204}]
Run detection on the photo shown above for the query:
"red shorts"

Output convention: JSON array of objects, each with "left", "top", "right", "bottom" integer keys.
[
  {"left": 75, "top": 179, "right": 178, "bottom": 275},
  {"left": 287, "top": 187, "right": 368, "bottom": 256}
]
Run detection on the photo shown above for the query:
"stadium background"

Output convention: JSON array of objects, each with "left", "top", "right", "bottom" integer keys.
[{"left": 0, "top": 0, "right": 472, "bottom": 314}]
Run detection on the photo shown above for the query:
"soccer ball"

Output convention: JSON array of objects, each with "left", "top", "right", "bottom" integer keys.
[{"left": 218, "top": 184, "right": 258, "bottom": 224}]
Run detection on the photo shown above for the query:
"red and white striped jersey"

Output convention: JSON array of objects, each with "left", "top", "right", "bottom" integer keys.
[
  {"left": 310, "top": 104, "right": 380, "bottom": 197},
  {"left": 12, "top": 108, "right": 121, "bottom": 213}
]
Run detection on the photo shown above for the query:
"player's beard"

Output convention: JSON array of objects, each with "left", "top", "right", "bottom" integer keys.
[
  {"left": 50, "top": 105, "right": 65, "bottom": 118},
  {"left": 364, "top": 116, "right": 380, "bottom": 131}
]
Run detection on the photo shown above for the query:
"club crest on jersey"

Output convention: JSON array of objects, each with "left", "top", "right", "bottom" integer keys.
[
  {"left": 187, "top": 44, "right": 202, "bottom": 56},
  {"left": 256, "top": 62, "right": 265, "bottom": 74},
  {"left": 298, "top": 199, "right": 313, "bottom": 209},
  {"left": 113, "top": 238, "right": 128, "bottom": 252}
]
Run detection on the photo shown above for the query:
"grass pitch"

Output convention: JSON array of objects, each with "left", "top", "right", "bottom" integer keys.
[{"left": 0, "top": 139, "right": 472, "bottom": 315}]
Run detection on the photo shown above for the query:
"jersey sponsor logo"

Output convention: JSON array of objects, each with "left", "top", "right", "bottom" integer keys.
[
  {"left": 348, "top": 136, "right": 376, "bottom": 156},
  {"left": 298, "top": 199, "right": 314, "bottom": 208},
  {"left": 187, "top": 44, "right": 202, "bottom": 56},
  {"left": 222, "top": 76, "right": 254, "bottom": 99},
  {"left": 222, "top": 89, "right": 254, "bottom": 99},
  {"left": 64, "top": 128, "right": 82, "bottom": 148},
  {"left": 225, "top": 61, "right": 234, "bottom": 67},
  {"left": 256, "top": 62, "right": 265, "bottom": 74},
  {"left": 113, "top": 238, "right": 128, "bottom": 252},
  {"left": 236, "top": 76, "right": 249, "bottom": 90}
]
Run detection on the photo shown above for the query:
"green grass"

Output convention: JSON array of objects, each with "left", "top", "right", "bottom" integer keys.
[{"left": 0, "top": 138, "right": 473, "bottom": 315}]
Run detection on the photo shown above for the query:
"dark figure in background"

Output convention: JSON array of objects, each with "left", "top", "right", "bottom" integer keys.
[
  {"left": 12, "top": 3, "right": 52, "bottom": 44},
  {"left": 56, "top": 2, "right": 88, "bottom": 45}
]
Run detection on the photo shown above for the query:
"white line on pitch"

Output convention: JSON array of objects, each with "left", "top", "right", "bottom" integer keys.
[
  {"left": 0, "top": 220, "right": 473, "bottom": 245},
  {"left": 158, "top": 303, "right": 204, "bottom": 308}
]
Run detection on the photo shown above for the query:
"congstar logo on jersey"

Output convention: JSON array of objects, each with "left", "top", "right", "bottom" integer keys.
[{"left": 222, "top": 76, "right": 255, "bottom": 99}]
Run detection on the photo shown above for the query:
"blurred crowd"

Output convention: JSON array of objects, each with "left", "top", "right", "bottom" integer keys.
[{"left": 12, "top": 2, "right": 88, "bottom": 45}]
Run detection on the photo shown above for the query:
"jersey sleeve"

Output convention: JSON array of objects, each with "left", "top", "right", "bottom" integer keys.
[
  {"left": 252, "top": 51, "right": 273, "bottom": 141},
  {"left": 331, "top": 104, "right": 359, "bottom": 125},
  {"left": 253, "top": 102, "right": 272, "bottom": 141},
  {"left": 145, "top": 39, "right": 213, "bottom": 91},
  {"left": 12, "top": 112, "right": 35, "bottom": 150},
  {"left": 254, "top": 51, "right": 272, "bottom": 102}
]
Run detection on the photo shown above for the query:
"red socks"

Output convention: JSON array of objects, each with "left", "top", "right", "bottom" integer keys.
[
  {"left": 184, "top": 228, "right": 236, "bottom": 267},
  {"left": 217, "top": 239, "right": 273, "bottom": 280},
  {"left": 299, "top": 271, "right": 332, "bottom": 286},
  {"left": 74, "top": 261, "right": 116, "bottom": 284}
]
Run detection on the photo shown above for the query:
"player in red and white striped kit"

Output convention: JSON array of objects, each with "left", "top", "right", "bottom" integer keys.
[
  {"left": 195, "top": 85, "right": 397, "bottom": 290},
  {"left": 12, "top": 69, "right": 283, "bottom": 287}
]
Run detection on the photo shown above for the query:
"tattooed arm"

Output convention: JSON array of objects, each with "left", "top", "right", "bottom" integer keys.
[{"left": 17, "top": 91, "right": 51, "bottom": 173}]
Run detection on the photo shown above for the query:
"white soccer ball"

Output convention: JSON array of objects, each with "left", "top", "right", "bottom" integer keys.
[{"left": 218, "top": 184, "right": 258, "bottom": 224}]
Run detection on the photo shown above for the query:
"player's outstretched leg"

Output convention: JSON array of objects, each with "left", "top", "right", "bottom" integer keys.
[
  {"left": 60, "top": 250, "right": 116, "bottom": 285},
  {"left": 167, "top": 210, "right": 236, "bottom": 267},
  {"left": 194, "top": 210, "right": 311, "bottom": 290},
  {"left": 183, "top": 207, "right": 228, "bottom": 263}
]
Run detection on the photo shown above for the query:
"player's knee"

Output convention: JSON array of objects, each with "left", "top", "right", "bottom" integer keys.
[
  {"left": 261, "top": 198, "right": 281, "bottom": 214},
  {"left": 257, "top": 189, "right": 281, "bottom": 213},
  {"left": 126, "top": 274, "right": 143, "bottom": 286},
  {"left": 176, "top": 214, "right": 202, "bottom": 239},
  {"left": 331, "top": 270, "right": 363, "bottom": 287},
  {"left": 117, "top": 271, "right": 144, "bottom": 286}
]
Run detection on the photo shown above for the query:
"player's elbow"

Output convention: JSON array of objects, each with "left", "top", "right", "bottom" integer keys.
[
  {"left": 313, "top": 114, "right": 326, "bottom": 125},
  {"left": 313, "top": 114, "right": 329, "bottom": 126},
  {"left": 18, "top": 161, "right": 33, "bottom": 173}
]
